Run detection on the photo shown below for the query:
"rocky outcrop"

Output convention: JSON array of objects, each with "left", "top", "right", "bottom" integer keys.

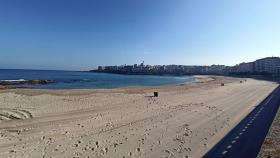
[
  {"left": 0, "top": 80, "right": 51, "bottom": 86},
  {"left": 0, "top": 85, "right": 8, "bottom": 89},
  {"left": 26, "top": 80, "right": 50, "bottom": 84}
]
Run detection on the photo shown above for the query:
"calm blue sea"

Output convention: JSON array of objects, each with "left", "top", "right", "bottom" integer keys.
[{"left": 0, "top": 69, "right": 195, "bottom": 89}]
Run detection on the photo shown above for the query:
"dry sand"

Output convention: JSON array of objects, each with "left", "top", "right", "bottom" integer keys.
[{"left": 0, "top": 76, "right": 278, "bottom": 158}]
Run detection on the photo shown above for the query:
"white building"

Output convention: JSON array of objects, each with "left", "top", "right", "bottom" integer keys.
[
  {"left": 235, "top": 62, "right": 254, "bottom": 73},
  {"left": 254, "top": 57, "right": 280, "bottom": 74}
]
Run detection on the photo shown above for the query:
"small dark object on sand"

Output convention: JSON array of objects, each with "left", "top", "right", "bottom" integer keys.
[
  {"left": 221, "top": 83, "right": 225, "bottom": 86},
  {"left": 240, "top": 81, "right": 243, "bottom": 83},
  {"left": 154, "top": 92, "right": 158, "bottom": 97}
]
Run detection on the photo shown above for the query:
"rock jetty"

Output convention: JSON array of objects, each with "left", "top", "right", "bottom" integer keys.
[{"left": 0, "top": 80, "right": 51, "bottom": 86}]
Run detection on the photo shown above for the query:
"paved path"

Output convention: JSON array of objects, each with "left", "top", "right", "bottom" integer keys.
[
  {"left": 203, "top": 86, "right": 280, "bottom": 158},
  {"left": 257, "top": 104, "right": 280, "bottom": 158}
]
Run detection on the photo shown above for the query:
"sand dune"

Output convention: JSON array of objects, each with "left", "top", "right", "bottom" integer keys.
[{"left": 0, "top": 76, "right": 278, "bottom": 158}]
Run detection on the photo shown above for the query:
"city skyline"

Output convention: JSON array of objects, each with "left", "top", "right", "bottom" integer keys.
[
  {"left": 97, "top": 56, "right": 280, "bottom": 67},
  {"left": 0, "top": 0, "right": 280, "bottom": 70},
  {"left": 95, "top": 56, "right": 280, "bottom": 76}
]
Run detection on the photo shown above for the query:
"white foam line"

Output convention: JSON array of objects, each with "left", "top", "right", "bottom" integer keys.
[
  {"left": 232, "top": 140, "right": 236, "bottom": 144},
  {"left": 0, "top": 79, "right": 26, "bottom": 82}
]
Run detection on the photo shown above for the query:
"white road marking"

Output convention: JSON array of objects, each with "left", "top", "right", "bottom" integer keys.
[
  {"left": 214, "top": 92, "right": 277, "bottom": 157},
  {"left": 265, "top": 95, "right": 273, "bottom": 105},
  {"left": 227, "top": 145, "right": 232, "bottom": 149},
  {"left": 222, "top": 150, "right": 228, "bottom": 155}
]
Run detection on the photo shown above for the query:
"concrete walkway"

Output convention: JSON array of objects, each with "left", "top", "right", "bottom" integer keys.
[{"left": 257, "top": 107, "right": 280, "bottom": 158}]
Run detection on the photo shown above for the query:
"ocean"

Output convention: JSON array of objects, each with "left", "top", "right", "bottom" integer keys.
[{"left": 0, "top": 69, "right": 195, "bottom": 89}]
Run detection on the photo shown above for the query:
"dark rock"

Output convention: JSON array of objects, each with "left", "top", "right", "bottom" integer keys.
[
  {"left": 0, "top": 80, "right": 51, "bottom": 85},
  {"left": 0, "top": 85, "right": 8, "bottom": 89},
  {"left": 27, "top": 80, "right": 49, "bottom": 84}
]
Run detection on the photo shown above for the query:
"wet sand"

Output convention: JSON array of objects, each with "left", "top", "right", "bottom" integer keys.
[{"left": 0, "top": 76, "right": 278, "bottom": 158}]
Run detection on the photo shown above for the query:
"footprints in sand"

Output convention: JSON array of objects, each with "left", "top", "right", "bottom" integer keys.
[
  {"left": 0, "top": 108, "right": 32, "bottom": 121},
  {"left": 70, "top": 139, "right": 112, "bottom": 157},
  {"left": 168, "top": 123, "right": 194, "bottom": 156}
]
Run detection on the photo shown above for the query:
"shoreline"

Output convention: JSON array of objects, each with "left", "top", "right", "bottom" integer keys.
[
  {"left": 0, "top": 75, "right": 197, "bottom": 90},
  {"left": 0, "top": 76, "right": 225, "bottom": 96},
  {"left": 0, "top": 75, "right": 203, "bottom": 92}
]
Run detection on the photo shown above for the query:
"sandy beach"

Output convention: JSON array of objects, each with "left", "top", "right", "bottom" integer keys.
[{"left": 0, "top": 76, "right": 278, "bottom": 158}]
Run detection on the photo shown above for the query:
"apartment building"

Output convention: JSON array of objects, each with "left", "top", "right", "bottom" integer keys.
[{"left": 254, "top": 57, "right": 280, "bottom": 74}]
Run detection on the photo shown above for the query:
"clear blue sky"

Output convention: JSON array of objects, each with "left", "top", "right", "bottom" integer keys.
[{"left": 0, "top": 0, "right": 279, "bottom": 70}]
